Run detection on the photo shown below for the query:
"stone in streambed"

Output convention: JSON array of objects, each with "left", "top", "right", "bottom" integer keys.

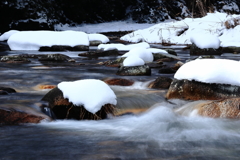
[
  {"left": 79, "top": 49, "right": 119, "bottom": 57},
  {"left": 116, "top": 65, "right": 151, "bottom": 76},
  {"left": 103, "top": 78, "right": 134, "bottom": 86},
  {"left": 39, "top": 45, "right": 89, "bottom": 51},
  {"left": 0, "top": 87, "right": 16, "bottom": 95},
  {"left": 0, "top": 55, "right": 30, "bottom": 63},
  {"left": 38, "top": 54, "right": 75, "bottom": 62}
]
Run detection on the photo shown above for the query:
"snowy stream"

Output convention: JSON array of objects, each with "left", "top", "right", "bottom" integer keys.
[{"left": 1, "top": 45, "right": 240, "bottom": 159}]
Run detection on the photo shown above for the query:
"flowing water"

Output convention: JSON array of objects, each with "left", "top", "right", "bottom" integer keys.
[{"left": 1, "top": 43, "right": 240, "bottom": 159}]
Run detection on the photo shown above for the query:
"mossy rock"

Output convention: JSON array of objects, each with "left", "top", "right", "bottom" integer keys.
[{"left": 0, "top": 55, "right": 30, "bottom": 63}]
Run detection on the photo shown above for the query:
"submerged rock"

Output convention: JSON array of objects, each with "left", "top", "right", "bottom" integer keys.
[
  {"left": 148, "top": 77, "right": 172, "bottom": 89},
  {"left": 38, "top": 54, "right": 74, "bottom": 62},
  {"left": 39, "top": 45, "right": 89, "bottom": 51},
  {"left": 79, "top": 49, "right": 119, "bottom": 57},
  {"left": 103, "top": 78, "right": 134, "bottom": 86},
  {"left": 0, "top": 105, "right": 51, "bottom": 125},
  {"left": 116, "top": 65, "right": 151, "bottom": 76},
  {"left": 99, "top": 57, "right": 126, "bottom": 67},
  {"left": 198, "top": 98, "right": 240, "bottom": 119},
  {"left": 41, "top": 87, "right": 116, "bottom": 120},
  {"left": 166, "top": 79, "right": 240, "bottom": 100},
  {"left": 190, "top": 43, "right": 222, "bottom": 55},
  {"left": 0, "top": 55, "right": 31, "bottom": 63}
]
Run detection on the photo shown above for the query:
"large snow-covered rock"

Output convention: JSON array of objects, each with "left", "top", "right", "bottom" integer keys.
[
  {"left": 166, "top": 59, "right": 240, "bottom": 100},
  {"left": 58, "top": 79, "right": 117, "bottom": 114},
  {"left": 7, "top": 31, "right": 89, "bottom": 50}
]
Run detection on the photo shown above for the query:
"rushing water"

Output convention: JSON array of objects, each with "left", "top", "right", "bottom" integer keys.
[{"left": 1, "top": 44, "right": 240, "bottom": 159}]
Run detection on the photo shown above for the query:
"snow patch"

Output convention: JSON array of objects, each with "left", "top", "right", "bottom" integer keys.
[
  {"left": 98, "top": 42, "right": 150, "bottom": 51},
  {"left": 88, "top": 33, "right": 109, "bottom": 43},
  {"left": 121, "top": 47, "right": 153, "bottom": 63},
  {"left": 58, "top": 79, "right": 117, "bottom": 114},
  {"left": 190, "top": 33, "right": 220, "bottom": 49}
]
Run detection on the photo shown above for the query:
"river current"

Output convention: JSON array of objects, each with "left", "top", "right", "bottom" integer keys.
[{"left": 1, "top": 43, "right": 240, "bottom": 159}]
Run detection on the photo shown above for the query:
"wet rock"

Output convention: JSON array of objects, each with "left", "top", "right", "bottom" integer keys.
[
  {"left": 0, "top": 87, "right": 16, "bottom": 94},
  {"left": 39, "top": 45, "right": 89, "bottom": 51},
  {"left": 38, "top": 54, "right": 74, "bottom": 62},
  {"left": 103, "top": 78, "right": 134, "bottom": 86},
  {"left": 148, "top": 77, "right": 172, "bottom": 89},
  {"left": 37, "top": 85, "right": 56, "bottom": 90},
  {"left": 99, "top": 57, "right": 126, "bottom": 67},
  {"left": 153, "top": 52, "right": 179, "bottom": 61},
  {"left": 90, "top": 40, "right": 102, "bottom": 46},
  {"left": 166, "top": 79, "right": 240, "bottom": 101},
  {"left": 41, "top": 87, "right": 115, "bottom": 120},
  {"left": 159, "top": 68, "right": 176, "bottom": 74},
  {"left": 0, "top": 105, "right": 51, "bottom": 125},
  {"left": 165, "top": 49, "right": 177, "bottom": 56},
  {"left": 186, "top": 55, "right": 215, "bottom": 63},
  {"left": 116, "top": 65, "right": 151, "bottom": 76},
  {"left": 79, "top": 49, "right": 119, "bottom": 57},
  {"left": 0, "top": 55, "right": 30, "bottom": 63},
  {"left": 190, "top": 43, "right": 222, "bottom": 55},
  {"left": 0, "top": 42, "right": 10, "bottom": 51},
  {"left": 171, "top": 61, "right": 184, "bottom": 70},
  {"left": 222, "top": 46, "right": 240, "bottom": 54},
  {"left": 198, "top": 98, "right": 240, "bottom": 119}
]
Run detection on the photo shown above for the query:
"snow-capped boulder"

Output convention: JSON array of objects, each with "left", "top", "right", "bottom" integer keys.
[
  {"left": 41, "top": 79, "right": 117, "bottom": 120},
  {"left": 88, "top": 33, "right": 109, "bottom": 46},
  {"left": 123, "top": 56, "right": 145, "bottom": 67},
  {"left": 166, "top": 59, "right": 240, "bottom": 100},
  {"left": 8, "top": 31, "right": 89, "bottom": 51},
  {"left": 190, "top": 34, "right": 222, "bottom": 55},
  {"left": 121, "top": 47, "right": 153, "bottom": 63}
]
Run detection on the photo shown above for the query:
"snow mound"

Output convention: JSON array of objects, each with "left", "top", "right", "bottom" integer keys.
[
  {"left": 120, "top": 12, "right": 240, "bottom": 47},
  {"left": 98, "top": 42, "right": 150, "bottom": 51},
  {"left": 0, "top": 30, "right": 19, "bottom": 41},
  {"left": 190, "top": 34, "right": 220, "bottom": 49},
  {"left": 88, "top": 33, "right": 109, "bottom": 43},
  {"left": 58, "top": 79, "right": 117, "bottom": 114},
  {"left": 121, "top": 47, "right": 153, "bottom": 63},
  {"left": 147, "top": 48, "right": 168, "bottom": 54},
  {"left": 123, "top": 56, "right": 145, "bottom": 67},
  {"left": 175, "top": 59, "right": 240, "bottom": 86},
  {"left": 8, "top": 31, "right": 89, "bottom": 50}
]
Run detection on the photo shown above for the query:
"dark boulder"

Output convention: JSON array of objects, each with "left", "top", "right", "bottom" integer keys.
[
  {"left": 38, "top": 54, "right": 74, "bottom": 62},
  {"left": 0, "top": 55, "right": 30, "bottom": 63},
  {"left": 0, "top": 87, "right": 16, "bottom": 95},
  {"left": 39, "top": 45, "right": 89, "bottom": 51}
]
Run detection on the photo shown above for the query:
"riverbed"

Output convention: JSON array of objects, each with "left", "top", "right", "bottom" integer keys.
[{"left": 1, "top": 42, "right": 240, "bottom": 159}]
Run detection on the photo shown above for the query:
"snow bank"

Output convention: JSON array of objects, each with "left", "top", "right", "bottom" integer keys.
[
  {"left": 190, "top": 34, "right": 220, "bottom": 49},
  {"left": 58, "top": 79, "right": 117, "bottom": 114},
  {"left": 123, "top": 56, "right": 145, "bottom": 67},
  {"left": 175, "top": 59, "right": 240, "bottom": 86},
  {"left": 98, "top": 42, "right": 150, "bottom": 51},
  {"left": 88, "top": 33, "right": 109, "bottom": 43},
  {"left": 121, "top": 47, "right": 153, "bottom": 63},
  {"left": 8, "top": 31, "right": 89, "bottom": 50},
  {"left": 120, "top": 12, "right": 240, "bottom": 47},
  {"left": 0, "top": 30, "right": 19, "bottom": 41}
]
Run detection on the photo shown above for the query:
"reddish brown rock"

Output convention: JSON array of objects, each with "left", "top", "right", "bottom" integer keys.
[
  {"left": 103, "top": 78, "right": 134, "bottom": 86},
  {"left": 166, "top": 79, "right": 240, "bottom": 100},
  {"left": 0, "top": 106, "right": 51, "bottom": 125},
  {"left": 148, "top": 77, "right": 172, "bottom": 89},
  {"left": 198, "top": 98, "right": 240, "bottom": 118}
]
